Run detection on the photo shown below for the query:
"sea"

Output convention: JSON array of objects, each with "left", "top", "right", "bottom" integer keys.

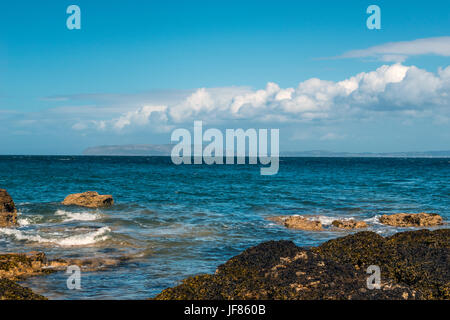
[{"left": 0, "top": 156, "right": 448, "bottom": 299}]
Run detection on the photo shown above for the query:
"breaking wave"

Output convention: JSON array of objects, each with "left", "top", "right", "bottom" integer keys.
[
  {"left": 55, "top": 209, "right": 102, "bottom": 222},
  {"left": 0, "top": 227, "right": 111, "bottom": 247}
]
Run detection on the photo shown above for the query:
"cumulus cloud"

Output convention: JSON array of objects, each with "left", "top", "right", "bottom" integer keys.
[
  {"left": 112, "top": 105, "right": 168, "bottom": 130},
  {"left": 69, "top": 63, "right": 449, "bottom": 132},
  {"left": 339, "top": 36, "right": 450, "bottom": 62},
  {"left": 161, "top": 64, "right": 448, "bottom": 124}
]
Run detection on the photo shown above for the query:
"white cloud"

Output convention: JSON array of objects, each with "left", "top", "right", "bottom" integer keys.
[
  {"left": 112, "top": 105, "right": 168, "bottom": 130},
  {"left": 78, "top": 63, "right": 450, "bottom": 132},
  {"left": 339, "top": 36, "right": 450, "bottom": 62}
]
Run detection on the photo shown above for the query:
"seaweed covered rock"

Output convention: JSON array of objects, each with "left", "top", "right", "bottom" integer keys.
[
  {"left": 0, "top": 189, "right": 17, "bottom": 227},
  {"left": 0, "top": 251, "right": 130, "bottom": 277},
  {"left": 379, "top": 213, "right": 443, "bottom": 227},
  {"left": 0, "top": 278, "right": 46, "bottom": 300},
  {"left": 331, "top": 219, "right": 368, "bottom": 230},
  {"left": 0, "top": 252, "right": 53, "bottom": 280},
  {"left": 0, "top": 252, "right": 50, "bottom": 300},
  {"left": 154, "top": 229, "right": 449, "bottom": 300},
  {"left": 314, "top": 229, "right": 449, "bottom": 299},
  {"left": 62, "top": 191, "right": 114, "bottom": 208}
]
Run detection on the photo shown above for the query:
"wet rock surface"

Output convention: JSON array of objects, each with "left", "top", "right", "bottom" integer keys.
[
  {"left": 379, "top": 213, "right": 444, "bottom": 227},
  {"left": 62, "top": 191, "right": 114, "bottom": 208},
  {"left": 154, "top": 229, "right": 449, "bottom": 300},
  {"left": 331, "top": 219, "right": 368, "bottom": 229},
  {"left": 0, "top": 189, "right": 17, "bottom": 227}
]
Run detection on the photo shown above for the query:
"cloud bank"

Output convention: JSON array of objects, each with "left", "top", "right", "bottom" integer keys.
[{"left": 73, "top": 63, "right": 449, "bottom": 132}]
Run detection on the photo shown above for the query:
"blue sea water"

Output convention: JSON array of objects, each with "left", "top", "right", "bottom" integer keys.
[{"left": 0, "top": 156, "right": 449, "bottom": 299}]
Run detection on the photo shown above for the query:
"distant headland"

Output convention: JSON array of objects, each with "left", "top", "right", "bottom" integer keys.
[{"left": 82, "top": 144, "right": 450, "bottom": 158}]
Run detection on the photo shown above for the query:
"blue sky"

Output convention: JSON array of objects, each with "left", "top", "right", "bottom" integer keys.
[{"left": 1, "top": 0, "right": 449, "bottom": 154}]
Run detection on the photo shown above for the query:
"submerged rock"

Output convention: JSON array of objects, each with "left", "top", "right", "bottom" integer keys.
[
  {"left": 48, "top": 256, "right": 129, "bottom": 272},
  {"left": 268, "top": 216, "right": 323, "bottom": 231},
  {"left": 154, "top": 229, "right": 449, "bottom": 300},
  {"left": 62, "top": 191, "right": 114, "bottom": 208},
  {"left": 379, "top": 213, "right": 443, "bottom": 227},
  {"left": 331, "top": 219, "right": 367, "bottom": 230},
  {"left": 0, "top": 189, "right": 17, "bottom": 227}
]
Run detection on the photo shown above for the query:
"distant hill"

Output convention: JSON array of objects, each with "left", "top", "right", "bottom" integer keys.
[
  {"left": 83, "top": 145, "right": 450, "bottom": 158},
  {"left": 83, "top": 144, "right": 174, "bottom": 156}
]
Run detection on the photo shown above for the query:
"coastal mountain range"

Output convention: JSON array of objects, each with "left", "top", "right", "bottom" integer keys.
[{"left": 83, "top": 144, "right": 450, "bottom": 158}]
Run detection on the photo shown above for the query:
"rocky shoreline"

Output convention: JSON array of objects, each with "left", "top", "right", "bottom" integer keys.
[
  {"left": 1, "top": 228, "right": 449, "bottom": 300},
  {"left": 0, "top": 189, "right": 119, "bottom": 299},
  {"left": 1, "top": 188, "right": 449, "bottom": 300}
]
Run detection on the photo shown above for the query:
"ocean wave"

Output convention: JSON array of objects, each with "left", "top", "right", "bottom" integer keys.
[
  {"left": 16, "top": 211, "right": 45, "bottom": 226},
  {"left": 17, "top": 217, "right": 31, "bottom": 226},
  {"left": 0, "top": 227, "right": 110, "bottom": 246},
  {"left": 55, "top": 209, "right": 102, "bottom": 222}
]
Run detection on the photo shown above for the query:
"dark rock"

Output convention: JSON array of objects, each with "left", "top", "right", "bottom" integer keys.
[
  {"left": 0, "top": 278, "right": 46, "bottom": 300},
  {"left": 154, "top": 229, "right": 449, "bottom": 300}
]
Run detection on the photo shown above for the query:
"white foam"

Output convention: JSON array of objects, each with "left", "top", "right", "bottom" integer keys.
[
  {"left": 303, "top": 215, "right": 354, "bottom": 226},
  {"left": 363, "top": 215, "right": 383, "bottom": 225},
  {"left": 0, "top": 227, "right": 110, "bottom": 247},
  {"left": 55, "top": 209, "right": 102, "bottom": 222},
  {"left": 57, "top": 227, "right": 110, "bottom": 246},
  {"left": 0, "top": 228, "right": 47, "bottom": 243},
  {"left": 17, "top": 218, "right": 31, "bottom": 226}
]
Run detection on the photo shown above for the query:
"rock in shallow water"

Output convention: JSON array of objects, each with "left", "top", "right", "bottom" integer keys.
[
  {"left": 0, "top": 189, "right": 17, "bottom": 228},
  {"left": 268, "top": 216, "right": 323, "bottom": 231},
  {"left": 0, "top": 250, "right": 130, "bottom": 299},
  {"left": 0, "top": 252, "right": 51, "bottom": 300},
  {"left": 379, "top": 213, "right": 443, "bottom": 227},
  {"left": 331, "top": 219, "right": 368, "bottom": 230},
  {"left": 62, "top": 191, "right": 114, "bottom": 208},
  {"left": 154, "top": 229, "right": 450, "bottom": 300},
  {"left": 0, "top": 252, "right": 53, "bottom": 281}
]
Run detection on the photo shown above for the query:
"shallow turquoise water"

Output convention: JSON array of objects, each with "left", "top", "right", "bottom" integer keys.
[{"left": 0, "top": 156, "right": 448, "bottom": 299}]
